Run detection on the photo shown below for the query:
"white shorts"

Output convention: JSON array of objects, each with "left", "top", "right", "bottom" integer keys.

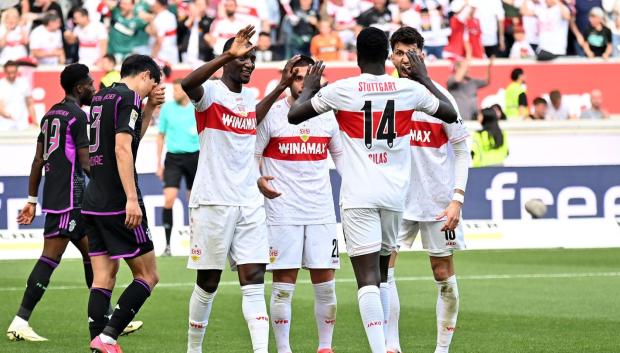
[
  {"left": 187, "top": 205, "right": 269, "bottom": 270},
  {"left": 398, "top": 219, "right": 466, "bottom": 257},
  {"left": 266, "top": 224, "right": 340, "bottom": 270},
  {"left": 341, "top": 208, "right": 402, "bottom": 257}
]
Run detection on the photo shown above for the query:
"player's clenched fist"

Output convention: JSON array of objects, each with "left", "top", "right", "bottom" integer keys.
[
  {"left": 125, "top": 199, "right": 143, "bottom": 229},
  {"left": 257, "top": 176, "right": 282, "bottom": 199}
]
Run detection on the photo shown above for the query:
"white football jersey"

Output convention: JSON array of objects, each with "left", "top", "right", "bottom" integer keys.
[
  {"left": 73, "top": 21, "right": 108, "bottom": 65},
  {"left": 311, "top": 73, "right": 440, "bottom": 211},
  {"left": 153, "top": 10, "right": 178, "bottom": 64},
  {"left": 256, "top": 98, "right": 342, "bottom": 225},
  {"left": 405, "top": 81, "right": 469, "bottom": 221},
  {"left": 190, "top": 80, "right": 262, "bottom": 207}
]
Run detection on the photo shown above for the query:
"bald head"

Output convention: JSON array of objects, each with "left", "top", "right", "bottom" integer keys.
[{"left": 590, "top": 89, "right": 603, "bottom": 109}]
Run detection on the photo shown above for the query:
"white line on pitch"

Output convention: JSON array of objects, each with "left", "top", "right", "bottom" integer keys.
[{"left": 0, "top": 272, "right": 618, "bottom": 292}]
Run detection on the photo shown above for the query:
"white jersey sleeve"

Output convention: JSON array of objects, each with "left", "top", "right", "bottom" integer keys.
[
  {"left": 255, "top": 111, "right": 272, "bottom": 158},
  {"left": 310, "top": 82, "right": 341, "bottom": 115},
  {"left": 403, "top": 79, "right": 440, "bottom": 116},
  {"left": 191, "top": 80, "right": 217, "bottom": 112}
]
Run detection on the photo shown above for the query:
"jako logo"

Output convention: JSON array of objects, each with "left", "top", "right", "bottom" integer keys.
[
  {"left": 485, "top": 172, "right": 620, "bottom": 220},
  {"left": 367, "top": 321, "right": 382, "bottom": 328}
]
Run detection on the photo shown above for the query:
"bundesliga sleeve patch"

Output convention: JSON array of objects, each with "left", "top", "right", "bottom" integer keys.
[{"left": 129, "top": 109, "right": 139, "bottom": 130}]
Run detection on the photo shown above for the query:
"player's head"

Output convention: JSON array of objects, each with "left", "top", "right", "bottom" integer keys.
[
  {"left": 288, "top": 55, "right": 315, "bottom": 100},
  {"left": 3, "top": 60, "right": 19, "bottom": 82},
  {"left": 172, "top": 78, "right": 188, "bottom": 104},
  {"left": 120, "top": 54, "right": 162, "bottom": 97},
  {"left": 356, "top": 27, "right": 389, "bottom": 67},
  {"left": 510, "top": 68, "right": 524, "bottom": 82},
  {"left": 60, "top": 63, "right": 95, "bottom": 106},
  {"left": 72, "top": 7, "right": 89, "bottom": 26},
  {"left": 222, "top": 37, "right": 256, "bottom": 84},
  {"left": 390, "top": 26, "right": 425, "bottom": 77}
]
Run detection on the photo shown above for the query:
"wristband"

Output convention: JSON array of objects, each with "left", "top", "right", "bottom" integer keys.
[
  {"left": 452, "top": 193, "right": 464, "bottom": 204},
  {"left": 27, "top": 195, "right": 38, "bottom": 204}
]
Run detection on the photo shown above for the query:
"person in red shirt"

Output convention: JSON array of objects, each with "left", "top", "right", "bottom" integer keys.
[{"left": 443, "top": 0, "right": 484, "bottom": 59}]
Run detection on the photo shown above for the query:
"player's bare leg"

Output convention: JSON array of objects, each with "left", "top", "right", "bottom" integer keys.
[
  {"left": 162, "top": 187, "right": 178, "bottom": 256},
  {"left": 271, "top": 269, "right": 299, "bottom": 353},
  {"left": 350, "top": 252, "right": 386, "bottom": 353},
  {"left": 386, "top": 251, "right": 402, "bottom": 353},
  {"left": 188, "top": 269, "right": 222, "bottom": 353},
  {"left": 7, "top": 237, "right": 72, "bottom": 342},
  {"left": 430, "top": 255, "right": 458, "bottom": 353},
  {"left": 238, "top": 263, "right": 269, "bottom": 353},
  {"left": 309, "top": 269, "right": 337, "bottom": 353}
]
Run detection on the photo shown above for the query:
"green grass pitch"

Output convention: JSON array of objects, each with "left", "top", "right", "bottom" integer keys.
[{"left": 0, "top": 248, "right": 618, "bottom": 353}]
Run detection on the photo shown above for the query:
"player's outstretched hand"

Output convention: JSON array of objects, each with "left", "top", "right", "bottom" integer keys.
[
  {"left": 125, "top": 199, "right": 143, "bottom": 229},
  {"left": 228, "top": 25, "right": 256, "bottom": 58},
  {"left": 279, "top": 55, "right": 301, "bottom": 87},
  {"left": 436, "top": 200, "right": 462, "bottom": 231},
  {"left": 17, "top": 203, "right": 35, "bottom": 225},
  {"left": 403, "top": 50, "right": 429, "bottom": 83},
  {"left": 146, "top": 85, "right": 165, "bottom": 108},
  {"left": 302, "top": 60, "right": 325, "bottom": 94},
  {"left": 257, "top": 176, "right": 282, "bottom": 199}
]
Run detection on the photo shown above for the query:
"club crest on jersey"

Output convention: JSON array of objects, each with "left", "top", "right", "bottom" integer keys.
[
  {"left": 146, "top": 228, "right": 152, "bottom": 240},
  {"left": 129, "top": 109, "right": 139, "bottom": 129},
  {"left": 68, "top": 219, "right": 76, "bottom": 232},
  {"left": 269, "top": 247, "right": 279, "bottom": 263},
  {"left": 190, "top": 245, "right": 202, "bottom": 262},
  {"left": 299, "top": 128, "right": 310, "bottom": 142}
]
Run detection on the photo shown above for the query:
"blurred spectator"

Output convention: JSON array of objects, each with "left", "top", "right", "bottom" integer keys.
[
  {"left": 208, "top": 0, "right": 258, "bottom": 55},
  {"left": 574, "top": 7, "right": 613, "bottom": 58},
  {"left": 603, "top": 0, "right": 620, "bottom": 56},
  {"left": 509, "top": 25, "right": 536, "bottom": 58},
  {"left": 0, "top": 8, "right": 28, "bottom": 64},
  {"left": 22, "top": 0, "right": 65, "bottom": 30},
  {"left": 325, "top": 0, "right": 359, "bottom": 52},
  {"left": 63, "top": 8, "right": 108, "bottom": 66},
  {"left": 475, "top": 0, "right": 505, "bottom": 57},
  {"left": 256, "top": 31, "right": 276, "bottom": 62},
  {"left": 0, "top": 61, "right": 36, "bottom": 130},
  {"left": 180, "top": 0, "right": 215, "bottom": 64},
  {"left": 286, "top": 0, "right": 318, "bottom": 57},
  {"left": 580, "top": 89, "right": 610, "bottom": 119},
  {"left": 149, "top": 0, "right": 179, "bottom": 64},
  {"left": 222, "top": 0, "right": 270, "bottom": 33},
  {"left": 419, "top": 7, "right": 451, "bottom": 59},
  {"left": 529, "top": 97, "right": 548, "bottom": 119},
  {"left": 521, "top": 0, "right": 570, "bottom": 60},
  {"left": 443, "top": 0, "right": 484, "bottom": 59},
  {"left": 504, "top": 67, "right": 528, "bottom": 119},
  {"left": 30, "top": 12, "right": 64, "bottom": 65},
  {"left": 310, "top": 19, "right": 344, "bottom": 61},
  {"left": 573, "top": 0, "right": 602, "bottom": 56},
  {"left": 107, "top": 0, "right": 149, "bottom": 62},
  {"left": 99, "top": 54, "right": 120, "bottom": 89},
  {"left": 547, "top": 89, "right": 575, "bottom": 120},
  {"left": 447, "top": 58, "right": 492, "bottom": 121},
  {"left": 472, "top": 104, "right": 509, "bottom": 167},
  {"left": 356, "top": 0, "right": 393, "bottom": 37},
  {"left": 389, "top": 0, "right": 420, "bottom": 28},
  {"left": 518, "top": 0, "right": 543, "bottom": 52}
]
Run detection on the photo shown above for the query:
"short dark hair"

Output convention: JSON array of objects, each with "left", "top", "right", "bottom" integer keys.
[
  {"left": 42, "top": 11, "right": 60, "bottom": 25},
  {"left": 357, "top": 27, "right": 389, "bottom": 64},
  {"left": 4, "top": 60, "right": 18, "bottom": 69},
  {"left": 120, "top": 54, "right": 161, "bottom": 84},
  {"left": 60, "top": 63, "right": 90, "bottom": 94},
  {"left": 102, "top": 54, "right": 116, "bottom": 64},
  {"left": 510, "top": 68, "right": 524, "bottom": 81},
  {"left": 73, "top": 7, "right": 88, "bottom": 17},
  {"left": 533, "top": 97, "right": 547, "bottom": 106},
  {"left": 293, "top": 55, "right": 315, "bottom": 68},
  {"left": 259, "top": 31, "right": 270, "bottom": 37},
  {"left": 155, "top": 0, "right": 168, "bottom": 6},
  {"left": 549, "top": 90, "right": 561, "bottom": 101},
  {"left": 390, "top": 26, "right": 425, "bottom": 50}
]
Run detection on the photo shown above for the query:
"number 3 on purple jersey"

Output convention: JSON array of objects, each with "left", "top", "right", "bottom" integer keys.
[{"left": 89, "top": 105, "right": 102, "bottom": 153}]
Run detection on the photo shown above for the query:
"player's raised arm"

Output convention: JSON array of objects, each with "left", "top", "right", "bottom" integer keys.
[
  {"left": 403, "top": 51, "right": 458, "bottom": 123},
  {"left": 17, "top": 142, "right": 44, "bottom": 225},
  {"left": 141, "top": 85, "right": 165, "bottom": 138},
  {"left": 288, "top": 61, "right": 325, "bottom": 125},
  {"left": 256, "top": 55, "right": 301, "bottom": 125},
  {"left": 181, "top": 25, "right": 256, "bottom": 102}
]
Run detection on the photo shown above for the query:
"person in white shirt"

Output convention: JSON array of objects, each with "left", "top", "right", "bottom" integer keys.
[
  {"left": 0, "top": 61, "right": 37, "bottom": 131},
  {"left": 255, "top": 55, "right": 343, "bottom": 353},
  {"left": 0, "top": 8, "right": 29, "bottom": 64},
  {"left": 518, "top": 0, "right": 543, "bottom": 51},
  {"left": 386, "top": 26, "right": 470, "bottom": 353},
  {"left": 29, "top": 12, "right": 64, "bottom": 65},
  {"left": 149, "top": 0, "right": 179, "bottom": 64},
  {"left": 547, "top": 89, "right": 576, "bottom": 120},
  {"left": 521, "top": 0, "right": 570, "bottom": 60},
  {"left": 474, "top": 0, "right": 505, "bottom": 57},
  {"left": 64, "top": 8, "right": 108, "bottom": 66},
  {"left": 181, "top": 26, "right": 270, "bottom": 353},
  {"left": 207, "top": 0, "right": 259, "bottom": 55},
  {"left": 288, "top": 27, "right": 458, "bottom": 353},
  {"left": 509, "top": 25, "right": 536, "bottom": 58}
]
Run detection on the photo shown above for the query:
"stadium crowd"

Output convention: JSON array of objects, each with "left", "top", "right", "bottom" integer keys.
[{"left": 0, "top": 0, "right": 617, "bottom": 130}]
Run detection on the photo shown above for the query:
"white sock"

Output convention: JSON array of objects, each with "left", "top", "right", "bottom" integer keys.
[
  {"left": 9, "top": 315, "right": 28, "bottom": 329},
  {"left": 187, "top": 284, "right": 216, "bottom": 353},
  {"left": 241, "top": 284, "right": 269, "bottom": 353},
  {"left": 270, "top": 282, "right": 295, "bottom": 353},
  {"left": 313, "top": 279, "right": 337, "bottom": 350},
  {"left": 435, "top": 275, "right": 459, "bottom": 353},
  {"left": 379, "top": 282, "right": 390, "bottom": 339},
  {"left": 99, "top": 333, "right": 116, "bottom": 345},
  {"left": 357, "top": 285, "right": 386, "bottom": 353},
  {"left": 386, "top": 268, "right": 401, "bottom": 351}
]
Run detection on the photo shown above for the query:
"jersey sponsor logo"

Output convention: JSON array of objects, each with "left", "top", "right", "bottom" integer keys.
[
  {"left": 263, "top": 136, "right": 331, "bottom": 161},
  {"left": 410, "top": 120, "right": 448, "bottom": 148},
  {"left": 195, "top": 102, "right": 256, "bottom": 135},
  {"left": 335, "top": 109, "right": 413, "bottom": 141}
]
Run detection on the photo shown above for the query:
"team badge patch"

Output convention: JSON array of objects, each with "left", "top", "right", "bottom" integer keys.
[
  {"left": 299, "top": 128, "right": 310, "bottom": 142},
  {"left": 269, "top": 247, "right": 279, "bottom": 263},
  {"left": 129, "top": 109, "right": 139, "bottom": 129},
  {"left": 68, "top": 219, "right": 76, "bottom": 232},
  {"left": 190, "top": 245, "right": 202, "bottom": 262}
]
